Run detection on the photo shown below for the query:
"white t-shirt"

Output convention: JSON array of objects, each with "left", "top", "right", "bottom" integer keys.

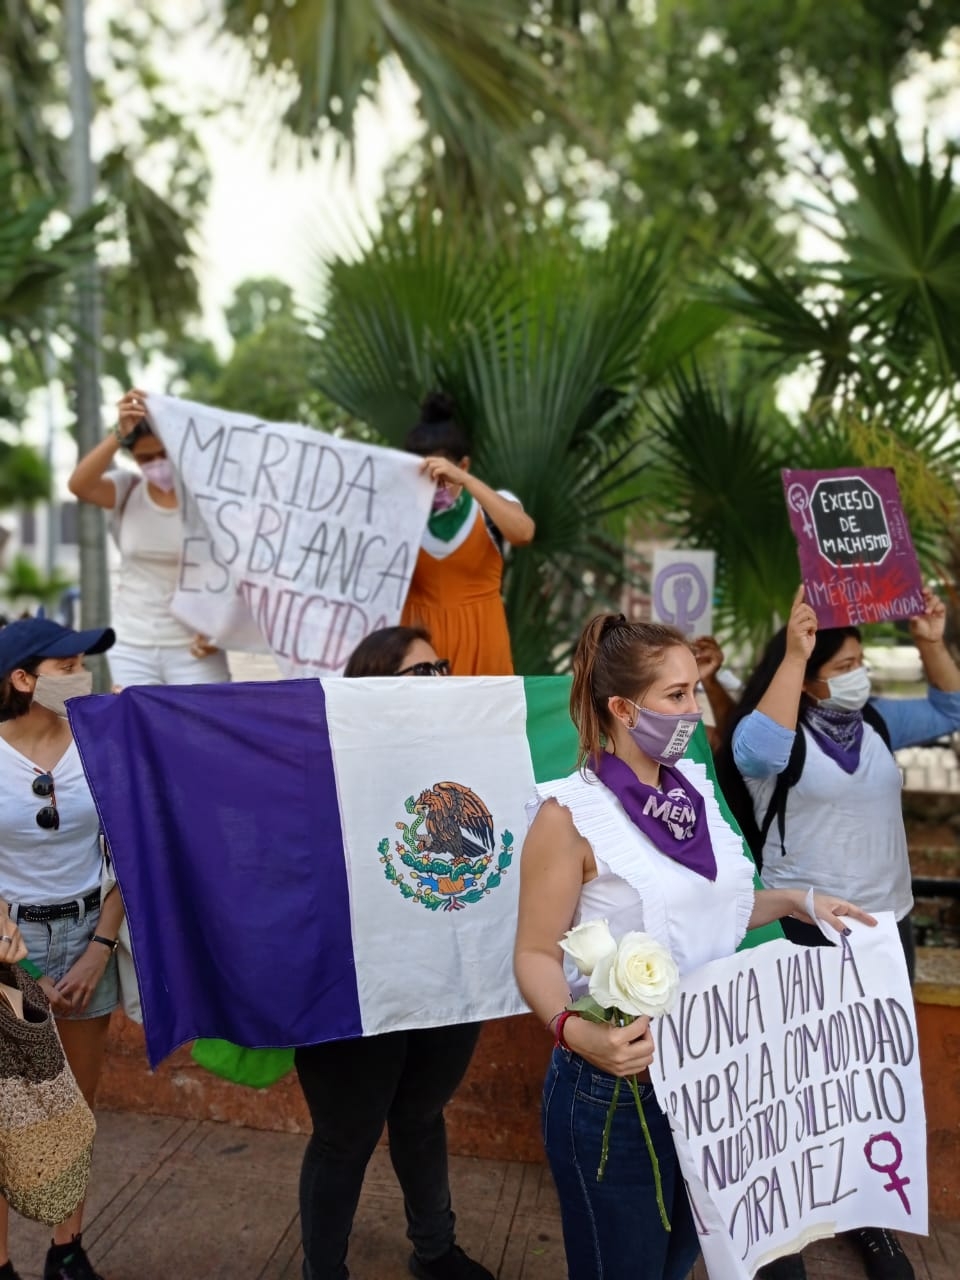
[
  {"left": 108, "top": 471, "right": 192, "bottom": 647},
  {"left": 526, "top": 758, "right": 756, "bottom": 987},
  {"left": 746, "top": 724, "right": 913, "bottom": 920},
  {"left": 0, "top": 736, "right": 102, "bottom": 905}
]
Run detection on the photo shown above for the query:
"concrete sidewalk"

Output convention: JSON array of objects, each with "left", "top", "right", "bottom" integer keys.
[{"left": 8, "top": 1112, "right": 957, "bottom": 1279}]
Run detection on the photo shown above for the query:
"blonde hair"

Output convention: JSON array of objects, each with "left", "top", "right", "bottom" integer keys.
[{"left": 570, "top": 613, "right": 690, "bottom": 768}]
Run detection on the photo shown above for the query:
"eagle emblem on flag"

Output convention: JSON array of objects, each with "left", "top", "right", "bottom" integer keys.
[{"left": 378, "top": 781, "right": 514, "bottom": 911}]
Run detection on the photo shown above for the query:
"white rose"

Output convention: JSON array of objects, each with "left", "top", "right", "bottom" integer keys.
[
  {"left": 558, "top": 918, "right": 617, "bottom": 976},
  {"left": 588, "top": 931, "right": 679, "bottom": 1018}
]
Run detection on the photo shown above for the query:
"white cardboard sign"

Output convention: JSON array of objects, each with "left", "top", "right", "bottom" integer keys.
[
  {"left": 145, "top": 395, "right": 433, "bottom": 677},
  {"left": 650, "top": 916, "right": 926, "bottom": 1277}
]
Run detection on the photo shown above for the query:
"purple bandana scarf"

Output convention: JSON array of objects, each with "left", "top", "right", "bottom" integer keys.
[
  {"left": 595, "top": 751, "right": 717, "bottom": 881},
  {"left": 802, "top": 705, "right": 864, "bottom": 774}
]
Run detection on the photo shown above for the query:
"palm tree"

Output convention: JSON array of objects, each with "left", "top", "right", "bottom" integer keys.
[
  {"left": 639, "top": 131, "right": 960, "bottom": 655},
  {"left": 310, "top": 218, "right": 720, "bottom": 670},
  {"left": 217, "top": 0, "right": 565, "bottom": 210},
  {"left": 0, "top": 153, "right": 104, "bottom": 507}
]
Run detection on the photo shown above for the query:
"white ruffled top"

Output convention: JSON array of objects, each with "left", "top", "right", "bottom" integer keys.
[{"left": 526, "top": 758, "right": 756, "bottom": 992}]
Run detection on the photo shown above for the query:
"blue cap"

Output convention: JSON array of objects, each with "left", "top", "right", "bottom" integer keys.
[{"left": 0, "top": 617, "right": 115, "bottom": 677}]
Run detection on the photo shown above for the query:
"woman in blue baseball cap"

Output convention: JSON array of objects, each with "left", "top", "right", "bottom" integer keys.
[{"left": 0, "top": 618, "right": 121, "bottom": 1280}]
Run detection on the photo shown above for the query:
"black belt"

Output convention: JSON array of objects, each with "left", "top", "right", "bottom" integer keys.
[{"left": 14, "top": 888, "right": 101, "bottom": 924}]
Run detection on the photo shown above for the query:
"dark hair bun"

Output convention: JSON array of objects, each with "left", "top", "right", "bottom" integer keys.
[{"left": 419, "top": 391, "right": 457, "bottom": 424}]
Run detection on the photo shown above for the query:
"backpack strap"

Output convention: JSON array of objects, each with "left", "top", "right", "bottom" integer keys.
[
  {"left": 863, "top": 701, "right": 892, "bottom": 750},
  {"left": 482, "top": 509, "right": 505, "bottom": 556},
  {"left": 756, "top": 730, "right": 807, "bottom": 867}
]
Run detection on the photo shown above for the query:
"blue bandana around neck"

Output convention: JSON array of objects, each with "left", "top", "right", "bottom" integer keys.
[{"left": 802, "top": 704, "right": 864, "bottom": 774}]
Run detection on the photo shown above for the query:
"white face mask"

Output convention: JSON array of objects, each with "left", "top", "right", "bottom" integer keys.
[
  {"left": 32, "top": 670, "right": 94, "bottom": 717},
  {"left": 820, "top": 666, "right": 871, "bottom": 712}
]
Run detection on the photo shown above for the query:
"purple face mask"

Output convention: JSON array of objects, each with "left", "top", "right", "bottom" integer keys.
[
  {"left": 140, "top": 458, "right": 175, "bottom": 492},
  {"left": 431, "top": 485, "right": 457, "bottom": 512},
  {"left": 624, "top": 700, "right": 702, "bottom": 764}
]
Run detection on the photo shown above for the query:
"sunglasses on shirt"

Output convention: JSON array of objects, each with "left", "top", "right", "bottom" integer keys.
[
  {"left": 33, "top": 771, "right": 59, "bottom": 830},
  {"left": 396, "top": 659, "right": 451, "bottom": 677}
]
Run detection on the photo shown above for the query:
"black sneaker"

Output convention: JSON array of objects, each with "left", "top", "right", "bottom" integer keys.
[
  {"left": 756, "top": 1256, "right": 807, "bottom": 1280},
  {"left": 0, "top": 1264, "right": 25, "bottom": 1280},
  {"left": 43, "top": 1235, "right": 104, "bottom": 1280},
  {"left": 408, "top": 1244, "right": 495, "bottom": 1280},
  {"left": 850, "top": 1228, "right": 915, "bottom": 1280}
]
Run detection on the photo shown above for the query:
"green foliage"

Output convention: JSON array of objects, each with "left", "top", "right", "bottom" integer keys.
[
  {"left": 642, "top": 131, "right": 960, "bottom": 656},
  {"left": 219, "top": 0, "right": 565, "bottom": 208},
  {"left": 172, "top": 277, "right": 345, "bottom": 429},
  {"left": 0, "top": 440, "right": 49, "bottom": 507},
  {"left": 2, "top": 553, "right": 71, "bottom": 605},
  {"left": 0, "top": 164, "right": 102, "bottom": 339},
  {"left": 310, "top": 218, "right": 712, "bottom": 670},
  {"left": 1, "top": 1, "right": 206, "bottom": 395}
]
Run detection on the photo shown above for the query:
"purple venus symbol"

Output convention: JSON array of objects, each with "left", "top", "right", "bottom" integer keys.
[
  {"left": 864, "top": 1132, "right": 912, "bottom": 1215},
  {"left": 653, "top": 562, "right": 707, "bottom": 636}
]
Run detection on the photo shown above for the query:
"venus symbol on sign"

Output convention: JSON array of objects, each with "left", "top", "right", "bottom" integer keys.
[
  {"left": 787, "top": 483, "right": 813, "bottom": 537},
  {"left": 864, "top": 1132, "right": 912, "bottom": 1215},
  {"left": 653, "top": 562, "right": 707, "bottom": 636}
]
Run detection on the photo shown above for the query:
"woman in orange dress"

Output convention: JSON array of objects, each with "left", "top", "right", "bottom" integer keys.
[{"left": 401, "top": 394, "right": 535, "bottom": 675}]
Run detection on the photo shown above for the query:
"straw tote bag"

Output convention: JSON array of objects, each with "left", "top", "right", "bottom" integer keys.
[{"left": 0, "top": 963, "right": 96, "bottom": 1224}]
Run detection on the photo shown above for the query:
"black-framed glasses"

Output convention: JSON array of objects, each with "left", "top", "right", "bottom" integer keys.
[
  {"left": 396, "top": 659, "right": 451, "bottom": 678},
  {"left": 32, "top": 771, "right": 59, "bottom": 831}
]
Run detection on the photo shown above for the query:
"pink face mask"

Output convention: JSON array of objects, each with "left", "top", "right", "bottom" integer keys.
[
  {"left": 140, "top": 458, "right": 176, "bottom": 492},
  {"left": 431, "top": 486, "right": 457, "bottom": 512}
]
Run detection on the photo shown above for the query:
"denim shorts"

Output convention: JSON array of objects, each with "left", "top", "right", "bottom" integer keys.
[{"left": 17, "top": 909, "right": 119, "bottom": 1021}]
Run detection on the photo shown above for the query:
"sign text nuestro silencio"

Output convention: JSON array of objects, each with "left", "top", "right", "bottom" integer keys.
[{"left": 782, "top": 468, "right": 925, "bottom": 630}]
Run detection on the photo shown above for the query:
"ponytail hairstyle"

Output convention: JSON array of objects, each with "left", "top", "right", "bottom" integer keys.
[
  {"left": 404, "top": 391, "right": 470, "bottom": 461},
  {"left": 570, "top": 613, "right": 690, "bottom": 769}
]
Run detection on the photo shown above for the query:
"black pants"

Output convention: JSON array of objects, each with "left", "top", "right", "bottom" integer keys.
[
  {"left": 780, "top": 911, "right": 916, "bottom": 984},
  {"left": 294, "top": 1022, "right": 481, "bottom": 1280}
]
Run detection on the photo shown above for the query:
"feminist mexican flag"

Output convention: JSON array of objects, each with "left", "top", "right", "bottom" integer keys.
[{"left": 68, "top": 678, "right": 767, "bottom": 1073}]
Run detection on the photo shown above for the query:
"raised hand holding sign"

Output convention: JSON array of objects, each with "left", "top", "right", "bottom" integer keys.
[{"left": 782, "top": 467, "right": 925, "bottom": 628}]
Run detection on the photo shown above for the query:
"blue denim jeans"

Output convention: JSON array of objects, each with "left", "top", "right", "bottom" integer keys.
[{"left": 542, "top": 1046, "right": 700, "bottom": 1280}]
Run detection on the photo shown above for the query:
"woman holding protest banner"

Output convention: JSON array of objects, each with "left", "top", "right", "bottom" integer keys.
[
  {"left": 293, "top": 625, "right": 492, "bottom": 1280},
  {"left": 402, "top": 393, "right": 534, "bottom": 676},
  {"left": 718, "top": 584, "right": 960, "bottom": 1280},
  {"left": 0, "top": 618, "right": 123, "bottom": 1280},
  {"left": 67, "top": 389, "right": 229, "bottom": 688},
  {"left": 514, "top": 612, "right": 874, "bottom": 1280}
]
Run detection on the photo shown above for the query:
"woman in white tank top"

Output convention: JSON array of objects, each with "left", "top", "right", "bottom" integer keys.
[
  {"left": 514, "top": 612, "right": 874, "bottom": 1280},
  {"left": 67, "top": 389, "right": 230, "bottom": 688}
]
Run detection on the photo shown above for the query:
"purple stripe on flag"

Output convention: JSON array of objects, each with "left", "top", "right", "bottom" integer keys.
[{"left": 69, "top": 680, "right": 362, "bottom": 1066}]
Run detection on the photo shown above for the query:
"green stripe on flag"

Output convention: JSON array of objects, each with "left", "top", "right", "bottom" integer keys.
[{"left": 523, "top": 676, "right": 578, "bottom": 781}]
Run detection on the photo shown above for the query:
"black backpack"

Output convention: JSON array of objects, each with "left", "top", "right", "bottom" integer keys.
[{"left": 718, "top": 705, "right": 893, "bottom": 872}]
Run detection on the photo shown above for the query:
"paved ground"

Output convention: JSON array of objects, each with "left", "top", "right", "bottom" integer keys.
[{"left": 8, "top": 1112, "right": 957, "bottom": 1279}]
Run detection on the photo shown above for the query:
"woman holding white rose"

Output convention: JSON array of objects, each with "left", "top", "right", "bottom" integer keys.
[{"left": 514, "top": 613, "right": 876, "bottom": 1280}]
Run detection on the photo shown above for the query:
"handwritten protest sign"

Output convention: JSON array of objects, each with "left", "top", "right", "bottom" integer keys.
[
  {"left": 650, "top": 915, "right": 926, "bottom": 1278},
  {"left": 146, "top": 395, "right": 434, "bottom": 676},
  {"left": 651, "top": 549, "right": 716, "bottom": 637},
  {"left": 782, "top": 468, "right": 924, "bottom": 628}
]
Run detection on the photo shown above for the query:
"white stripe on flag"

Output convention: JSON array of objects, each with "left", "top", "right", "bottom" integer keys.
[{"left": 321, "top": 676, "right": 532, "bottom": 1034}]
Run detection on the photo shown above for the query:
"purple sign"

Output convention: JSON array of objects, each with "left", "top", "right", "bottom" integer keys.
[{"left": 782, "top": 467, "right": 925, "bottom": 628}]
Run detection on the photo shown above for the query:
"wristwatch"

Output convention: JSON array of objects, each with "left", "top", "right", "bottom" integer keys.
[{"left": 91, "top": 934, "right": 119, "bottom": 954}]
